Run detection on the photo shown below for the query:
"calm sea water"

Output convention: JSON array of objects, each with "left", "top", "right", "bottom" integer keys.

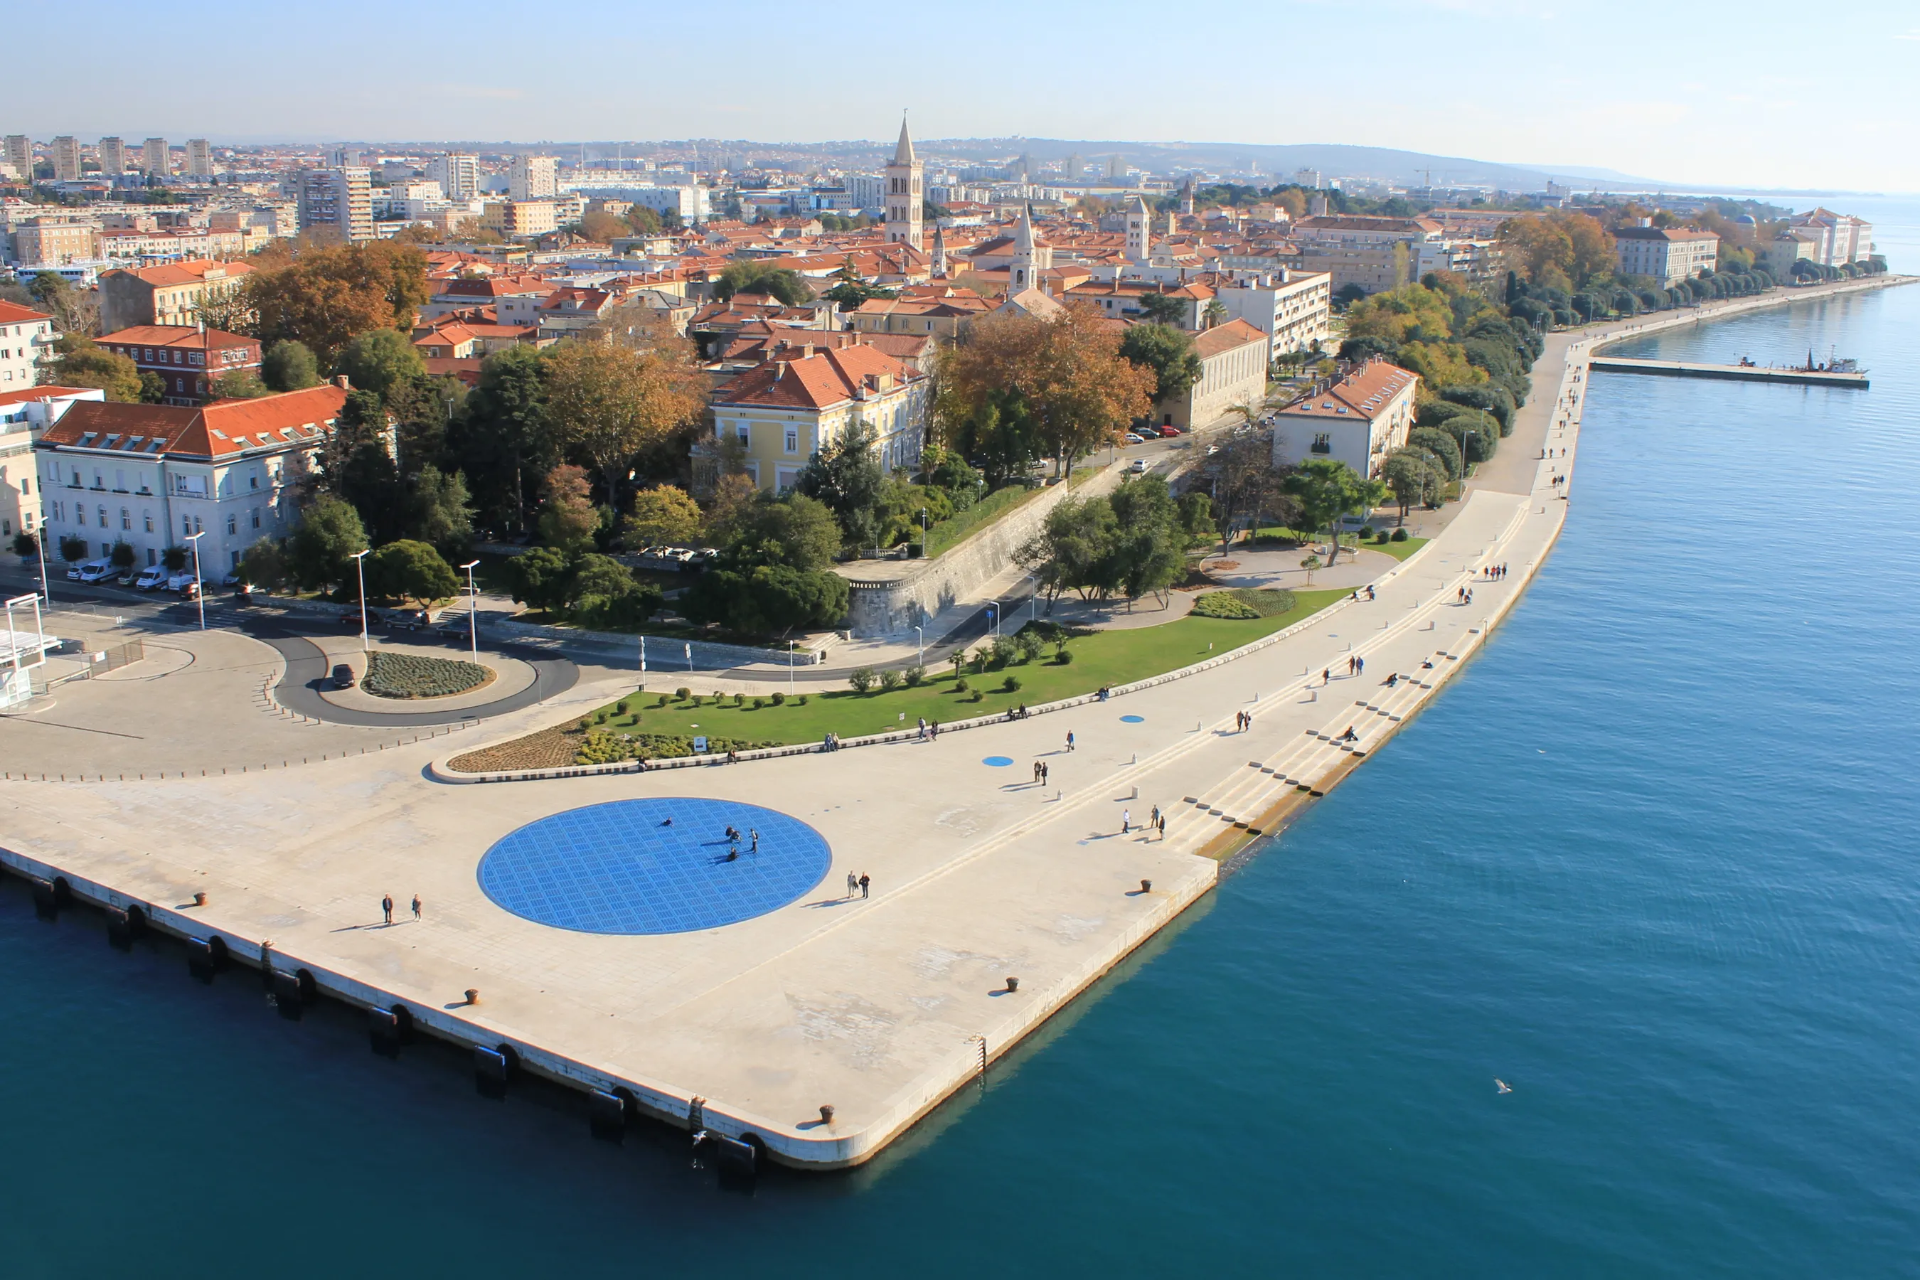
[{"left": 5, "top": 206, "right": 1919, "bottom": 1277}]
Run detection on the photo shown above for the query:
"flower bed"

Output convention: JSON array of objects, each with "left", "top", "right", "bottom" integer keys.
[
  {"left": 363, "top": 651, "right": 493, "bottom": 700},
  {"left": 1191, "top": 588, "right": 1297, "bottom": 620}
]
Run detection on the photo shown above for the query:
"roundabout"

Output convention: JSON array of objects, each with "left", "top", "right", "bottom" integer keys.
[{"left": 477, "top": 797, "right": 833, "bottom": 934}]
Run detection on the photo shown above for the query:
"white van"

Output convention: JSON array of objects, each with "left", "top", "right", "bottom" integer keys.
[
  {"left": 134, "top": 565, "right": 169, "bottom": 590},
  {"left": 75, "top": 559, "right": 114, "bottom": 583},
  {"left": 166, "top": 570, "right": 197, "bottom": 593}
]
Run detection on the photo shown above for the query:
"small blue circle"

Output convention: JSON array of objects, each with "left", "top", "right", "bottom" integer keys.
[
  {"left": 478, "top": 798, "right": 830, "bottom": 935},
  {"left": 983, "top": 755, "right": 1015, "bottom": 767},
  {"left": 1120, "top": 715, "right": 1146, "bottom": 723}
]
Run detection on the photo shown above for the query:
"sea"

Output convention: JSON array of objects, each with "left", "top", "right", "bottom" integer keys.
[{"left": 4, "top": 199, "right": 1918, "bottom": 1277}]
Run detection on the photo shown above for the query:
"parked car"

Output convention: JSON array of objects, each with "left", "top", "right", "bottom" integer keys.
[
  {"left": 436, "top": 613, "right": 473, "bottom": 640},
  {"left": 1157, "top": 424, "right": 1184, "bottom": 436},
  {"left": 165, "top": 570, "right": 197, "bottom": 592},
  {"left": 1123, "top": 432, "right": 1147, "bottom": 445},
  {"left": 387, "top": 607, "right": 433, "bottom": 631},
  {"left": 75, "top": 558, "right": 113, "bottom": 583},
  {"left": 133, "top": 565, "right": 169, "bottom": 590},
  {"left": 339, "top": 609, "right": 383, "bottom": 630},
  {"left": 1126, "top": 458, "right": 1150, "bottom": 474},
  {"left": 331, "top": 663, "right": 356, "bottom": 690},
  {"left": 179, "top": 580, "right": 200, "bottom": 601}
]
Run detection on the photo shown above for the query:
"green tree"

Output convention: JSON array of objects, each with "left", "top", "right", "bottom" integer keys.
[
  {"left": 1282, "top": 458, "right": 1386, "bottom": 564},
  {"left": 368, "top": 539, "right": 457, "bottom": 605},
  {"left": 1017, "top": 493, "right": 1120, "bottom": 606},
  {"left": 209, "top": 369, "right": 268, "bottom": 399},
  {"left": 622, "top": 484, "right": 702, "bottom": 547},
  {"left": 1135, "top": 293, "right": 1187, "bottom": 325},
  {"left": 446, "top": 345, "right": 555, "bottom": 533},
  {"left": 407, "top": 465, "right": 475, "bottom": 562},
  {"left": 1177, "top": 491, "right": 1216, "bottom": 545},
  {"left": 1106, "top": 474, "right": 1186, "bottom": 606},
  {"left": 796, "top": 422, "right": 887, "bottom": 552},
  {"left": 506, "top": 546, "right": 574, "bottom": 612},
  {"left": 238, "top": 538, "right": 286, "bottom": 590},
  {"left": 261, "top": 339, "right": 321, "bottom": 392},
  {"left": 28, "top": 272, "right": 98, "bottom": 334},
  {"left": 713, "top": 262, "right": 813, "bottom": 305},
  {"left": 1118, "top": 323, "right": 1204, "bottom": 403},
  {"left": 682, "top": 562, "right": 848, "bottom": 636},
  {"left": 1406, "top": 427, "right": 1463, "bottom": 480},
  {"left": 536, "top": 464, "right": 599, "bottom": 554},
  {"left": 334, "top": 327, "right": 426, "bottom": 403},
  {"left": 318, "top": 389, "right": 404, "bottom": 542},
  {"left": 1381, "top": 449, "right": 1444, "bottom": 521},
  {"left": 46, "top": 334, "right": 141, "bottom": 401},
  {"left": 285, "top": 497, "right": 368, "bottom": 593}
]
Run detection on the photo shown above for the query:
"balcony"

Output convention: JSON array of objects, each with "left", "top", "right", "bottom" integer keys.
[{"left": 1309, "top": 442, "right": 1332, "bottom": 454}]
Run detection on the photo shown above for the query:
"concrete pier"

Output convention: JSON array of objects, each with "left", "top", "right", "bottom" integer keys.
[
  {"left": 0, "top": 274, "right": 1906, "bottom": 1169},
  {"left": 1590, "top": 355, "right": 1868, "bottom": 388}
]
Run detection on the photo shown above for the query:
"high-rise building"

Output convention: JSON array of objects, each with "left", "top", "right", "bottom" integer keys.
[
  {"left": 186, "top": 139, "right": 213, "bottom": 179},
  {"left": 884, "top": 116, "right": 923, "bottom": 252},
  {"left": 296, "top": 167, "right": 374, "bottom": 242},
  {"left": 1106, "top": 154, "right": 1126, "bottom": 180},
  {"left": 51, "top": 136, "right": 81, "bottom": 182},
  {"left": 427, "top": 154, "right": 479, "bottom": 202},
  {"left": 327, "top": 146, "right": 364, "bottom": 169},
  {"left": 99, "top": 136, "right": 126, "bottom": 174},
  {"left": 2, "top": 135, "right": 29, "bottom": 178},
  {"left": 142, "top": 137, "right": 170, "bottom": 176},
  {"left": 510, "top": 154, "right": 557, "bottom": 202}
]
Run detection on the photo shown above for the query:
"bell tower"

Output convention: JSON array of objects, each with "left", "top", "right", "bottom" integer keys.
[{"left": 885, "top": 114, "right": 923, "bottom": 252}]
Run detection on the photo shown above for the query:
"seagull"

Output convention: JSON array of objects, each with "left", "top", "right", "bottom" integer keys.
[{"left": 1495, "top": 1079, "right": 1512, "bottom": 1094}]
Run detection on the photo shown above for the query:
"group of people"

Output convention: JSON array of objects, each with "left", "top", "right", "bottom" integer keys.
[
  {"left": 915, "top": 718, "right": 943, "bottom": 741},
  {"left": 379, "top": 894, "right": 421, "bottom": 926},
  {"left": 721, "top": 824, "right": 760, "bottom": 861},
  {"left": 1484, "top": 563, "right": 1509, "bottom": 580},
  {"left": 1349, "top": 585, "right": 1377, "bottom": 602},
  {"left": 822, "top": 731, "right": 843, "bottom": 751},
  {"left": 1031, "top": 760, "right": 1052, "bottom": 785},
  {"left": 1234, "top": 710, "right": 1255, "bottom": 732},
  {"left": 1456, "top": 586, "right": 1475, "bottom": 605},
  {"left": 1122, "top": 808, "right": 1169, "bottom": 839},
  {"left": 1003, "top": 705, "right": 1030, "bottom": 722},
  {"left": 844, "top": 871, "right": 871, "bottom": 899}
]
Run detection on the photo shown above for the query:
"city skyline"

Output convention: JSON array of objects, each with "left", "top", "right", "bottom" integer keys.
[{"left": 9, "top": 0, "right": 1919, "bottom": 193}]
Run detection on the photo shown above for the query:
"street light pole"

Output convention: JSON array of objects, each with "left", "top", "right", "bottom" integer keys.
[
  {"left": 184, "top": 530, "right": 206, "bottom": 630},
  {"left": 34, "top": 527, "right": 49, "bottom": 607},
  {"left": 460, "top": 559, "right": 480, "bottom": 663},
  {"left": 913, "top": 624, "right": 923, "bottom": 669},
  {"left": 350, "top": 548, "right": 372, "bottom": 654},
  {"left": 788, "top": 639, "right": 795, "bottom": 695}
]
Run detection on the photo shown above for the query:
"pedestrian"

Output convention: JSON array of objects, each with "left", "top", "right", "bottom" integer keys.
[
  {"left": 1123, "top": 810, "right": 1131, "bottom": 834},
  {"left": 1323, "top": 668, "right": 1331, "bottom": 685},
  {"left": 1158, "top": 814, "right": 1166, "bottom": 838},
  {"left": 750, "top": 828, "right": 759, "bottom": 853},
  {"left": 1245, "top": 711, "right": 1253, "bottom": 730},
  {"left": 1151, "top": 804, "right": 1161, "bottom": 826},
  {"left": 1033, "top": 761, "right": 1040, "bottom": 783},
  {"left": 847, "top": 871, "right": 859, "bottom": 898},
  {"left": 1356, "top": 656, "right": 1364, "bottom": 675},
  {"left": 382, "top": 894, "right": 393, "bottom": 925},
  {"left": 1067, "top": 731, "right": 1075, "bottom": 752},
  {"left": 859, "top": 873, "right": 870, "bottom": 900},
  {"left": 1042, "top": 762, "right": 1049, "bottom": 785},
  {"left": 411, "top": 894, "right": 421, "bottom": 921}
]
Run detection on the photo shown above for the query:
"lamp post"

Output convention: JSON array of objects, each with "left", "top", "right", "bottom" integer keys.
[
  {"left": 913, "top": 624, "right": 923, "bottom": 670},
  {"left": 33, "top": 528, "right": 49, "bottom": 607},
  {"left": 184, "top": 530, "right": 206, "bottom": 630},
  {"left": 788, "top": 639, "right": 795, "bottom": 695},
  {"left": 1027, "top": 574, "right": 1038, "bottom": 625},
  {"left": 460, "top": 559, "right": 480, "bottom": 663},
  {"left": 987, "top": 603, "right": 998, "bottom": 638},
  {"left": 349, "top": 548, "right": 372, "bottom": 653}
]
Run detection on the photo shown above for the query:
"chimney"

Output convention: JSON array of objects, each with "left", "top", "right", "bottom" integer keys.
[{"left": 333, "top": 375, "right": 351, "bottom": 390}]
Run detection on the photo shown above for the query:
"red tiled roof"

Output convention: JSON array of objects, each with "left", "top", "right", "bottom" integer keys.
[
  {"left": 714, "top": 345, "right": 919, "bottom": 411},
  {"left": 1191, "top": 319, "right": 1268, "bottom": 359},
  {"left": 1278, "top": 360, "right": 1419, "bottom": 422},
  {"left": 41, "top": 384, "right": 348, "bottom": 459},
  {"left": 99, "top": 325, "right": 256, "bottom": 351},
  {"left": 0, "top": 300, "right": 53, "bottom": 325},
  {"left": 0, "top": 384, "right": 96, "bottom": 408},
  {"left": 105, "top": 258, "right": 254, "bottom": 288}
]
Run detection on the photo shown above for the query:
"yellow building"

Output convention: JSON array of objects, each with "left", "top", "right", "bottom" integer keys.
[{"left": 708, "top": 344, "right": 929, "bottom": 492}]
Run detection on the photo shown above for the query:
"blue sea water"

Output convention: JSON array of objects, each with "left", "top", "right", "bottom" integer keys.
[{"left": 5, "top": 208, "right": 1920, "bottom": 1277}]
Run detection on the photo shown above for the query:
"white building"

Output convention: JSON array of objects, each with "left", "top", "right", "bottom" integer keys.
[
  {"left": 0, "top": 299, "right": 55, "bottom": 390},
  {"left": 141, "top": 137, "right": 169, "bottom": 177},
  {"left": 1783, "top": 208, "right": 1874, "bottom": 267},
  {"left": 427, "top": 154, "right": 480, "bottom": 202},
  {"left": 884, "top": 117, "right": 923, "bottom": 251},
  {"left": 35, "top": 383, "right": 347, "bottom": 572},
  {"left": 1614, "top": 226, "right": 1718, "bottom": 288},
  {"left": 50, "top": 137, "right": 81, "bottom": 182},
  {"left": 1271, "top": 359, "right": 1419, "bottom": 480},
  {"left": 1156, "top": 319, "right": 1272, "bottom": 432},
  {"left": 98, "top": 136, "right": 125, "bottom": 175},
  {"left": 185, "top": 139, "right": 213, "bottom": 179},
  {"left": 1215, "top": 270, "right": 1332, "bottom": 354},
  {"left": 510, "top": 155, "right": 557, "bottom": 202},
  {"left": 296, "top": 168, "right": 374, "bottom": 242},
  {"left": 0, "top": 385, "right": 102, "bottom": 541}
]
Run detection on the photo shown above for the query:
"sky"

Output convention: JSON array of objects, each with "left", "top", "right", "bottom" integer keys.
[{"left": 12, "top": 0, "right": 1920, "bottom": 192}]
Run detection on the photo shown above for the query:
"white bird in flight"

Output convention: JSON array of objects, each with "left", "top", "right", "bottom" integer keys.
[{"left": 1495, "top": 1079, "right": 1512, "bottom": 1094}]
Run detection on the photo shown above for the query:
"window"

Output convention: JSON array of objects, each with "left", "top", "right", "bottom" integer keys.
[
  {"left": 226, "top": 513, "right": 236, "bottom": 535},
  {"left": 250, "top": 474, "right": 258, "bottom": 490},
  {"left": 784, "top": 427, "right": 798, "bottom": 454},
  {"left": 251, "top": 509, "right": 260, "bottom": 529},
  {"left": 143, "top": 512, "right": 153, "bottom": 533},
  {"left": 97, "top": 505, "right": 107, "bottom": 525},
  {"left": 121, "top": 508, "right": 131, "bottom": 530},
  {"left": 19, "top": 478, "right": 27, "bottom": 496},
  {"left": 183, "top": 515, "right": 192, "bottom": 536},
  {"left": 736, "top": 424, "right": 750, "bottom": 446}
]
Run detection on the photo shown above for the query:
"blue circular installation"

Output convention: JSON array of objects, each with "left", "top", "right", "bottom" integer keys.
[
  {"left": 477, "top": 798, "right": 831, "bottom": 935},
  {"left": 982, "top": 755, "right": 1015, "bottom": 767},
  {"left": 1120, "top": 715, "right": 1146, "bottom": 723}
]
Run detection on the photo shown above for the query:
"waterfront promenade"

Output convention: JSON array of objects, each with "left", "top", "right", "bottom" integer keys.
[{"left": 0, "top": 273, "right": 1903, "bottom": 1169}]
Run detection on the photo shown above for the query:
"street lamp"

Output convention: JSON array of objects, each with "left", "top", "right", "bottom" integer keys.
[
  {"left": 460, "top": 559, "right": 480, "bottom": 663},
  {"left": 33, "top": 526, "right": 49, "bottom": 608},
  {"left": 788, "top": 639, "right": 796, "bottom": 695},
  {"left": 913, "top": 623, "right": 923, "bottom": 670},
  {"left": 987, "top": 603, "right": 998, "bottom": 638},
  {"left": 183, "top": 530, "right": 207, "bottom": 631},
  {"left": 349, "top": 548, "right": 372, "bottom": 653},
  {"left": 1026, "top": 574, "right": 1038, "bottom": 626}
]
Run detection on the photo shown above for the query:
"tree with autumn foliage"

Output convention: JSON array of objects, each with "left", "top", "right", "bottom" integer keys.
[
  {"left": 937, "top": 303, "right": 1156, "bottom": 478},
  {"left": 1496, "top": 212, "right": 1615, "bottom": 292},
  {"left": 241, "top": 239, "right": 431, "bottom": 364},
  {"left": 543, "top": 341, "right": 704, "bottom": 508}
]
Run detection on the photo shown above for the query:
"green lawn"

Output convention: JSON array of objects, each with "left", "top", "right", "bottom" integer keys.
[
  {"left": 1369, "top": 536, "right": 1429, "bottom": 561},
  {"left": 578, "top": 587, "right": 1348, "bottom": 744}
]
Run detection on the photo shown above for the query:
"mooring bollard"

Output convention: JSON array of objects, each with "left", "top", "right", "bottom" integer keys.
[
  {"left": 1141, "top": 879, "right": 1152, "bottom": 894},
  {"left": 465, "top": 988, "right": 480, "bottom": 1005},
  {"left": 819, "top": 1105, "right": 835, "bottom": 1126},
  {"left": 1004, "top": 976, "right": 1019, "bottom": 993},
  {"left": 193, "top": 891, "right": 207, "bottom": 906}
]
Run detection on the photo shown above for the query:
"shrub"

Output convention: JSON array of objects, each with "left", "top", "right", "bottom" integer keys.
[
  {"left": 1015, "top": 629, "right": 1046, "bottom": 663},
  {"left": 796, "top": 695, "right": 808, "bottom": 706},
  {"left": 989, "top": 634, "right": 1017, "bottom": 667},
  {"left": 1391, "top": 527, "right": 1410, "bottom": 542},
  {"left": 656, "top": 694, "right": 670, "bottom": 707},
  {"left": 616, "top": 700, "right": 629, "bottom": 715},
  {"left": 879, "top": 669, "right": 903, "bottom": 691},
  {"left": 674, "top": 687, "right": 690, "bottom": 701},
  {"left": 848, "top": 666, "right": 876, "bottom": 693},
  {"left": 1359, "top": 526, "right": 1374, "bottom": 539},
  {"left": 904, "top": 665, "right": 925, "bottom": 687},
  {"left": 1375, "top": 530, "right": 1390, "bottom": 544},
  {"left": 969, "top": 650, "right": 989, "bottom": 674},
  {"left": 11, "top": 531, "right": 37, "bottom": 556},
  {"left": 1054, "top": 646, "right": 1073, "bottom": 665},
  {"left": 1001, "top": 674, "right": 1022, "bottom": 693},
  {"left": 733, "top": 692, "right": 745, "bottom": 707},
  {"left": 752, "top": 697, "right": 765, "bottom": 709},
  {"left": 954, "top": 677, "right": 969, "bottom": 692},
  {"left": 363, "top": 651, "right": 491, "bottom": 700},
  {"left": 60, "top": 536, "right": 88, "bottom": 563},
  {"left": 968, "top": 689, "right": 985, "bottom": 702},
  {"left": 771, "top": 691, "right": 786, "bottom": 706},
  {"left": 1192, "top": 591, "right": 1259, "bottom": 619}
]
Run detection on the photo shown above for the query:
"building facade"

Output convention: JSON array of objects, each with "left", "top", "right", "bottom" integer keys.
[
  {"left": 98, "top": 136, "right": 125, "bottom": 175},
  {"left": 0, "top": 300, "right": 56, "bottom": 390},
  {"left": 427, "top": 154, "right": 480, "bottom": 202},
  {"left": 1270, "top": 359, "right": 1419, "bottom": 481},
  {"left": 185, "top": 139, "right": 213, "bottom": 179},
  {"left": 510, "top": 155, "right": 558, "bottom": 201},
  {"left": 1156, "top": 319, "right": 1272, "bottom": 431},
  {"left": 1783, "top": 209, "right": 1874, "bottom": 267},
  {"left": 1291, "top": 215, "right": 1444, "bottom": 296},
  {"left": 35, "top": 384, "right": 347, "bottom": 572},
  {"left": 141, "top": 137, "right": 169, "bottom": 176},
  {"left": 0, "top": 385, "right": 102, "bottom": 540},
  {"left": 708, "top": 344, "right": 929, "bottom": 492},
  {"left": 885, "top": 118, "right": 923, "bottom": 251},
  {"left": 10, "top": 218, "right": 99, "bottom": 268},
  {"left": 481, "top": 200, "right": 558, "bottom": 239},
  {"left": 50, "top": 136, "right": 81, "bottom": 182},
  {"left": 296, "top": 167, "right": 374, "bottom": 242},
  {"left": 1614, "top": 226, "right": 1718, "bottom": 287},
  {"left": 97, "top": 326, "right": 264, "bottom": 404},
  {"left": 1215, "top": 269, "right": 1332, "bottom": 354},
  {"left": 98, "top": 260, "right": 254, "bottom": 333}
]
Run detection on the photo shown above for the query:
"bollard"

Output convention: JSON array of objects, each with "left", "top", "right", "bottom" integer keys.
[
  {"left": 1004, "top": 976, "right": 1019, "bottom": 993},
  {"left": 1141, "top": 879, "right": 1152, "bottom": 893},
  {"left": 819, "top": 1105, "right": 835, "bottom": 1126},
  {"left": 193, "top": 891, "right": 207, "bottom": 906},
  {"left": 465, "top": 988, "right": 480, "bottom": 1005}
]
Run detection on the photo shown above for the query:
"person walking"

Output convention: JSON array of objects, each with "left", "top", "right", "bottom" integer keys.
[
  {"left": 1041, "top": 762, "right": 1049, "bottom": 785},
  {"left": 1066, "top": 731, "right": 1075, "bottom": 752},
  {"left": 411, "top": 894, "right": 421, "bottom": 921},
  {"left": 381, "top": 894, "right": 393, "bottom": 926},
  {"left": 858, "top": 873, "right": 870, "bottom": 900},
  {"left": 1157, "top": 814, "right": 1166, "bottom": 839},
  {"left": 847, "top": 871, "right": 859, "bottom": 898},
  {"left": 1123, "top": 810, "right": 1131, "bottom": 834},
  {"left": 1323, "top": 668, "right": 1331, "bottom": 685},
  {"left": 750, "top": 828, "right": 759, "bottom": 854}
]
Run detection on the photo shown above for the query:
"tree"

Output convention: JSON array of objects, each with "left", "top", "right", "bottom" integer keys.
[
  {"left": 1177, "top": 491, "right": 1215, "bottom": 546},
  {"left": 334, "top": 328, "right": 426, "bottom": 403},
  {"left": 368, "top": 539, "right": 458, "bottom": 605},
  {"left": 624, "top": 206, "right": 663, "bottom": 236},
  {"left": 446, "top": 346, "right": 554, "bottom": 533},
  {"left": 209, "top": 369, "right": 268, "bottom": 400},
  {"left": 1017, "top": 494, "right": 1120, "bottom": 606},
  {"left": 407, "top": 465, "right": 475, "bottom": 562},
  {"left": 713, "top": 262, "right": 813, "bottom": 305},
  {"left": 1204, "top": 426, "right": 1286, "bottom": 551},
  {"left": 623, "top": 484, "right": 702, "bottom": 547},
  {"left": 682, "top": 562, "right": 848, "bottom": 636},
  {"left": 1107, "top": 475, "right": 1186, "bottom": 606},
  {"left": 1282, "top": 458, "right": 1387, "bottom": 564},
  {"left": 577, "top": 209, "right": 627, "bottom": 242},
  {"left": 45, "top": 334, "right": 141, "bottom": 401},
  {"left": 238, "top": 538, "right": 285, "bottom": 590},
  {"left": 706, "top": 492, "right": 841, "bottom": 572},
  {"left": 506, "top": 546, "right": 574, "bottom": 612},
  {"left": 285, "top": 497, "right": 368, "bottom": 593},
  {"left": 796, "top": 422, "right": 887, "bottom": 552},
  {"left": 28, "top": 272, "right": 97, "bottom": 334},
  {"left": 543, "top": 341, "right": 703, "bottom": 506},
  {"left": 1135, "top": 293, "right": 1188, "bottom": 325},
  {"left": 1382, "top": 449, "right": 1444, "bottom": 521},
  {"left": 823, "top": 259, "right": 898, "bottom": 312},
  {"left": 242, "top": 240, "right": 431, "bottom": 363},
  {"left": 1406, "top": 427, "right": 1463, "bottom": 480},
  {"left": 261, "top": 340, "right": 321, "bottom": 392},
  {"left": 317, "top": 390, "right": 404, "bottom": 542},
  {"left": 535, "top": 464, "right": 598, "bottom": 554},
  {"left": 1118, "top": 323, "right": 1204, "bottom": 403}
]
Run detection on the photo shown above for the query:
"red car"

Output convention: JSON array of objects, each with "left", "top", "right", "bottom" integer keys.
[{"left": 1157, "top": 424, "right": 1184, "bottom": 437}]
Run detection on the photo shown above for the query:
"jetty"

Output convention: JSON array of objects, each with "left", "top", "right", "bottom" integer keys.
[{"left": 1589, "top": 356, "right": 1868, "bottom": 388}]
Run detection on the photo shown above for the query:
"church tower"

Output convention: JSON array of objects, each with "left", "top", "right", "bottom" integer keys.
[
  {"left": 1125, "top": 195, "right": 1151, "bottom": 266},
  {"left": 1180, "top": 174, "right": 1196, "bottom": 216},
  {"left": 930, "top": 222, "right": 949, "bottom": 279},
  {"left": 885, "top": 115, "right": 923, "bottom": 252},
  {"left": 1008, "top": 204, "right": 1052, "bottom": 295}
]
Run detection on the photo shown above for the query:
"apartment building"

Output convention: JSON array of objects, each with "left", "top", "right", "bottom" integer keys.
[
  {"left": 1614, "top": 226, "right": 1718, "bottom": 288},
  {"left": 1215, "top": 269, "right": 1332, "bottom": 354},
  {"left": 1271, "top": 358, "right": 1420, "bottom": 480},
  {"left": 510, "top": 155, "right": 558, "bottom": 201},
  {"left": 2, "top": 136, "right": 29, "bottom": 179},
  {"left": 709, "top": 344, "right": 929, "bottom": 492},
  {"left": 0, "top": 299, "right": 56, "bottom": 389},
  {"left": 10, "top": 218, "right": 99, "bottom": 268},
  {"left": 50, "top": 136, "right": 82, "bottom": 182},
  {"left": 296, "top": 167, "right": 373, "bottom": 242},
  {"left": 428, "top": 154, "right": 480, "bottom": 202},
  {"left": 98, "top": 259, "right": 254, "bottom": 333},
  {"left": 185, "top": 139, "right": 213, "bottom": 179},
  {"left": 1291, "top": 215, "right": 1445, "bottom": 296},
  {"left": 35, "top": 383, "right": 348, "bottom": 571},
  {"left": 1783, "top": 208, "right": 1874, "bottom": 267},
  {"left": 0, "top": 385, "right": 102, "bottom": 540},
  {"left": 1156, "top": 319, "right": 1272, "bottom": 432},
  {"left": 97, "top": 325, "right": 263, "bottom": 404},
  {"left": 482, "top": 200, "right": 558, "bottom": 239},
  {"left": 142, "top": 137, "right": 170, "bottom": 176}
]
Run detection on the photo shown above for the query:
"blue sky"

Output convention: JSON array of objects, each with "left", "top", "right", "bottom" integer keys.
[{"left": 13, "top": 0, "right": 1919, "bottom": 191}]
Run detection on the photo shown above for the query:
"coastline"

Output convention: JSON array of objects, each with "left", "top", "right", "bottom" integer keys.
[{"left": 0, "top": 273, "right": 1907, "bottom": 1173}]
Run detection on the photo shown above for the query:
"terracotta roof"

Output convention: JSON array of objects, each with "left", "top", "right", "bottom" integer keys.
[
  {"left": 1191, "top": 319, "right": 1269, "bottom": 359},
  {"left": 0, "top": 300, "right": 53, "bottom": 325},
  {"left": 0, "top": 384, "right": 96, "bottom": 408},
  {"left": 42, "top": 384, "right": 348, "bottom": 459},
  {"left": 99, "top": 325, "right": 256, "bottom": 351},
  {"left": 1277, "top": 360, "right": 1418, "bottom": 422},
  {"left": 714, "top": 345, "right": 919, "bottom": 412},
  {"left": 105, "top": 258, "right": 253, "bottom": 288}
]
